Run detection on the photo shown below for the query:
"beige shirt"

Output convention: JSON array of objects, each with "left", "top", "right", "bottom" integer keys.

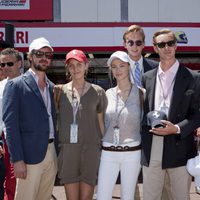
[{"left": 58, "top": 83, "right": 107, "bottom": 145}]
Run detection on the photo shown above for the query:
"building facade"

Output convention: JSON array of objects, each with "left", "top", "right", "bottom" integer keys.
[{"left": 0, "top": 0, "right": 200, "bottom": 86}]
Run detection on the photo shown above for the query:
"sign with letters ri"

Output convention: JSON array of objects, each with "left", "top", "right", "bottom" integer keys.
[{"left": 0, "top": 22, "right": 200, "bottom": 53}]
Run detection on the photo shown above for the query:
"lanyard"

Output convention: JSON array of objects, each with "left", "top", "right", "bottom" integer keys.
[
  {"left": 71, "top": 82, "right": 86, "bottom": 124},
  {"left": 114, "top": 85, "right": 132, "bottom": 127},
  {"left": 158, "top": 73, "right": 176, "bottom": 102},
  {"left": 71, "top": 98, "right": 79, "bottom": 124}
]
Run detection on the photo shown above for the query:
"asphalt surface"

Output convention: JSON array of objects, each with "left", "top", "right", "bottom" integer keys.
[{"left": 51, "top": 182, "right": 200, "bottom": 200}]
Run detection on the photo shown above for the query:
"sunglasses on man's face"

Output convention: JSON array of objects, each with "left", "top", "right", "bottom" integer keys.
[
  {"left": 126, "top": 40, "right": 143, "bottom": 47},
  {"left": 32, "top": 51, "right": 53, "bottom": 59},
  {"left": 0, "top": 61, "right": 16, "bottom": 68},
  {"left": 154, "top": 40, "right": 176, "bottom": 49}
]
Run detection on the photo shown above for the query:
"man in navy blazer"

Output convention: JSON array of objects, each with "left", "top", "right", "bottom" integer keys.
[
  {"left": 123, "top": 24, "right": 170, "bottom": 200},
  {"left": 2, "top": 37, "right": 57, "bottom": 200},
  {"left": 123, "top": 24, "right": 158, "bottom": 87},
  {"left": 141, "top": 29, "right": 200, "bottom": 200}
]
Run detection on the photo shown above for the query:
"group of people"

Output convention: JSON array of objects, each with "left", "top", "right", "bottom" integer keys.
[{"left": 0, "top": 24, "right": 199, "bottom": 200}]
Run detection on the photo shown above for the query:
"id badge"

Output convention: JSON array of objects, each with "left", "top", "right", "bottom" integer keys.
[
  {"left": 113, "top": 126, "right": 120, "bottom": 145},
  {"left": 70, "top": 123, "right": 78, "bottom": 143}
]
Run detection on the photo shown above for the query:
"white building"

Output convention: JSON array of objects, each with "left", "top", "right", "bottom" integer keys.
[{"left": 0, "top": 0, "right": 200, "bottom": 85}]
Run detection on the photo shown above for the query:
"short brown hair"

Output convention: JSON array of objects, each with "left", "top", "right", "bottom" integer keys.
[
  {"left": 123, "top": 25, "right": 145, "bottom": 42},
  {"left": 153, "top": 29, "right": 177, "bottom": 44},
  {"left": 0, "top": 48, "right": 22, "bottom": 61}
]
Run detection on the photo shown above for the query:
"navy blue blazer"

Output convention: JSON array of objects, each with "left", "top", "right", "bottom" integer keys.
[
  {"left": 143, "top": 57, "right": 158, "bottom": 73},
  {"left": 2, "top": 71, "right": 56, "bottom": 164},
  {"left": 141, "top": 65, "right": 200, "bottom": 168}
]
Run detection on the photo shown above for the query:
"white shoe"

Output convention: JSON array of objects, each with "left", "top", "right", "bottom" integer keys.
[
  {"left": 93, "top": 193, "right": 97, "bottom": 199},
  {"left": 195, "top": 186, "right": 200, "bottom": 195}
]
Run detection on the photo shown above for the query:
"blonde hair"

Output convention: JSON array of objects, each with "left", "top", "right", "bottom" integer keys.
[{"left": 123, "top": 24, "right": 145, "bottom": 42}]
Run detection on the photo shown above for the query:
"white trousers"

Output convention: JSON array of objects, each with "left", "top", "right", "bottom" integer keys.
[{"left": 97, "top": 149, "right": 141, "bottom": 200}]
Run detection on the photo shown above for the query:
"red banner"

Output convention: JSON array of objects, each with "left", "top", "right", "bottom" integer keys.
[{"left": 0, "top": 0, "right": 53, "bottom": 20}]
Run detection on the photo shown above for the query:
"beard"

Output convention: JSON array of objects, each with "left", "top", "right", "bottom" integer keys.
[{"left": 32, "top": 60, "right": 49, "bottom": 72}]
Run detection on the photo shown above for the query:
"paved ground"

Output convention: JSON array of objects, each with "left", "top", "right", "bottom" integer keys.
[{"left": 52, "top": 182, "right": 200, "bottom": 200}]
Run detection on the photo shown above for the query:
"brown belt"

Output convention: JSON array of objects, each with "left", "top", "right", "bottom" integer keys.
[{"left": 102, "top": 144, "right": 141, "bottom": 152}]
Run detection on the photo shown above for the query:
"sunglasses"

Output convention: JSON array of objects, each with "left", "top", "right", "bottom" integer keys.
[
  {"left": 126, "top": 40, "right": 143, "bottom": 47},
  {"left": 0, "top": 61, "right": 16, "bottom": 68},
  {"left": 32, "top": 51, "right": 53, "bottom": 59},
  {"left": 154, "top": 40, "right": 176, "bottom": 49}
]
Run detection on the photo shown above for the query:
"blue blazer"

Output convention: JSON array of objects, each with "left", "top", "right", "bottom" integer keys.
[
  {"left": 2, "top": 71, "right": 56, "bottom": 164},
  {"left": 143, "top": 58, "right": 158, "bottom": 73}
]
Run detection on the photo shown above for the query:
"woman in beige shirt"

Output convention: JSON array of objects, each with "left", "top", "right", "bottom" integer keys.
[{"left": 56, "top": 49, "right": 107, "bottom": 200}]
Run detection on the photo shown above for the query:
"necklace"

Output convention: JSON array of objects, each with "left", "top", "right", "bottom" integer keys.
[
  {"left": 117, "top": 85, "right": 132, "bottom": 102},
  {"left": 72, "top": 81, "right": 86, "bottom": 100}
]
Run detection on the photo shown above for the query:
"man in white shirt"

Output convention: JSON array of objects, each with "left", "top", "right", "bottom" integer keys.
[
  {"left": 2, "top": 38, "right": 57, "bottom": 200},
  {"left": 141, "top": 28, "right": 200, "bottom": 200},
  {"left": 0, "top": 48, "right": 22, "bottom": 200},
  {"left": 123, "top": 25, "right": 158, "bottom": 86},
  {"left": 123, "top": 25, "right": 166, "bottom": 200}
]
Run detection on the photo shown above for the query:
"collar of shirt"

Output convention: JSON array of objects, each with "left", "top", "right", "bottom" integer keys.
[
  {"left": 157, "top": 59, "right": 179, "bottom": 78},
  {"left": 0, "top": 78, "right": 8, "bottom": 90},
  {"left": 28, "top": 68, "right": 49, "bottom": 88},
  {"left": 128, "top": 55, "right": 143, "bottom": 73}
]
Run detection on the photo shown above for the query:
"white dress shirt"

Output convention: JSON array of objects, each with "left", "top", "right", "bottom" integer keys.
[
  {"left": 0, "top": 78, "right": 8, "bottom": 137},
  {"left": 128, "top": 56, "right": 144, "bottom": 84},
  {"left": 29, "top": 68, "right": 55, "bottom": 139}
]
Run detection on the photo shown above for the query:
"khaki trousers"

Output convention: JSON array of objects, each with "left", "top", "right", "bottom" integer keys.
[
  {"left": 143, "top": 160, "right": 191, "bottom": 200},
  {"left": 14, "top": 143, "right": 57, "bottom": 200}
]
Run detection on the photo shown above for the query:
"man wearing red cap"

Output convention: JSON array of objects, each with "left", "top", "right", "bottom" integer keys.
[{"left": 2, "top": 37, "right": 57, "bottom": 200}]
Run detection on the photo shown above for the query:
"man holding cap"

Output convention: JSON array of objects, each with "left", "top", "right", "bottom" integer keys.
[
  {"left": 141, "top": 29, "right": 200, "bottom": 200},
  {"left": 2, "top": 37, "right": 57, "bottom": 200}
]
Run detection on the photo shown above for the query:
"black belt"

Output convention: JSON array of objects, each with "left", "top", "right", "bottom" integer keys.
[
  {"left": 102, "top": 144, "right": 141, "bottom": 152},
  {"left": 48, "top": 139, "right": 54, "bottom": 143}
]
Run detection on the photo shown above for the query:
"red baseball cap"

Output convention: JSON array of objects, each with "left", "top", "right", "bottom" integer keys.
[{"left": 66, "top": 49, "right": 88, "bottom": 64}]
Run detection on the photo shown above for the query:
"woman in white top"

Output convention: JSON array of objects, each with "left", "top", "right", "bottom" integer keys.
[{"left": 97, "top": 51, "right": 142, "bottom": 200}]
